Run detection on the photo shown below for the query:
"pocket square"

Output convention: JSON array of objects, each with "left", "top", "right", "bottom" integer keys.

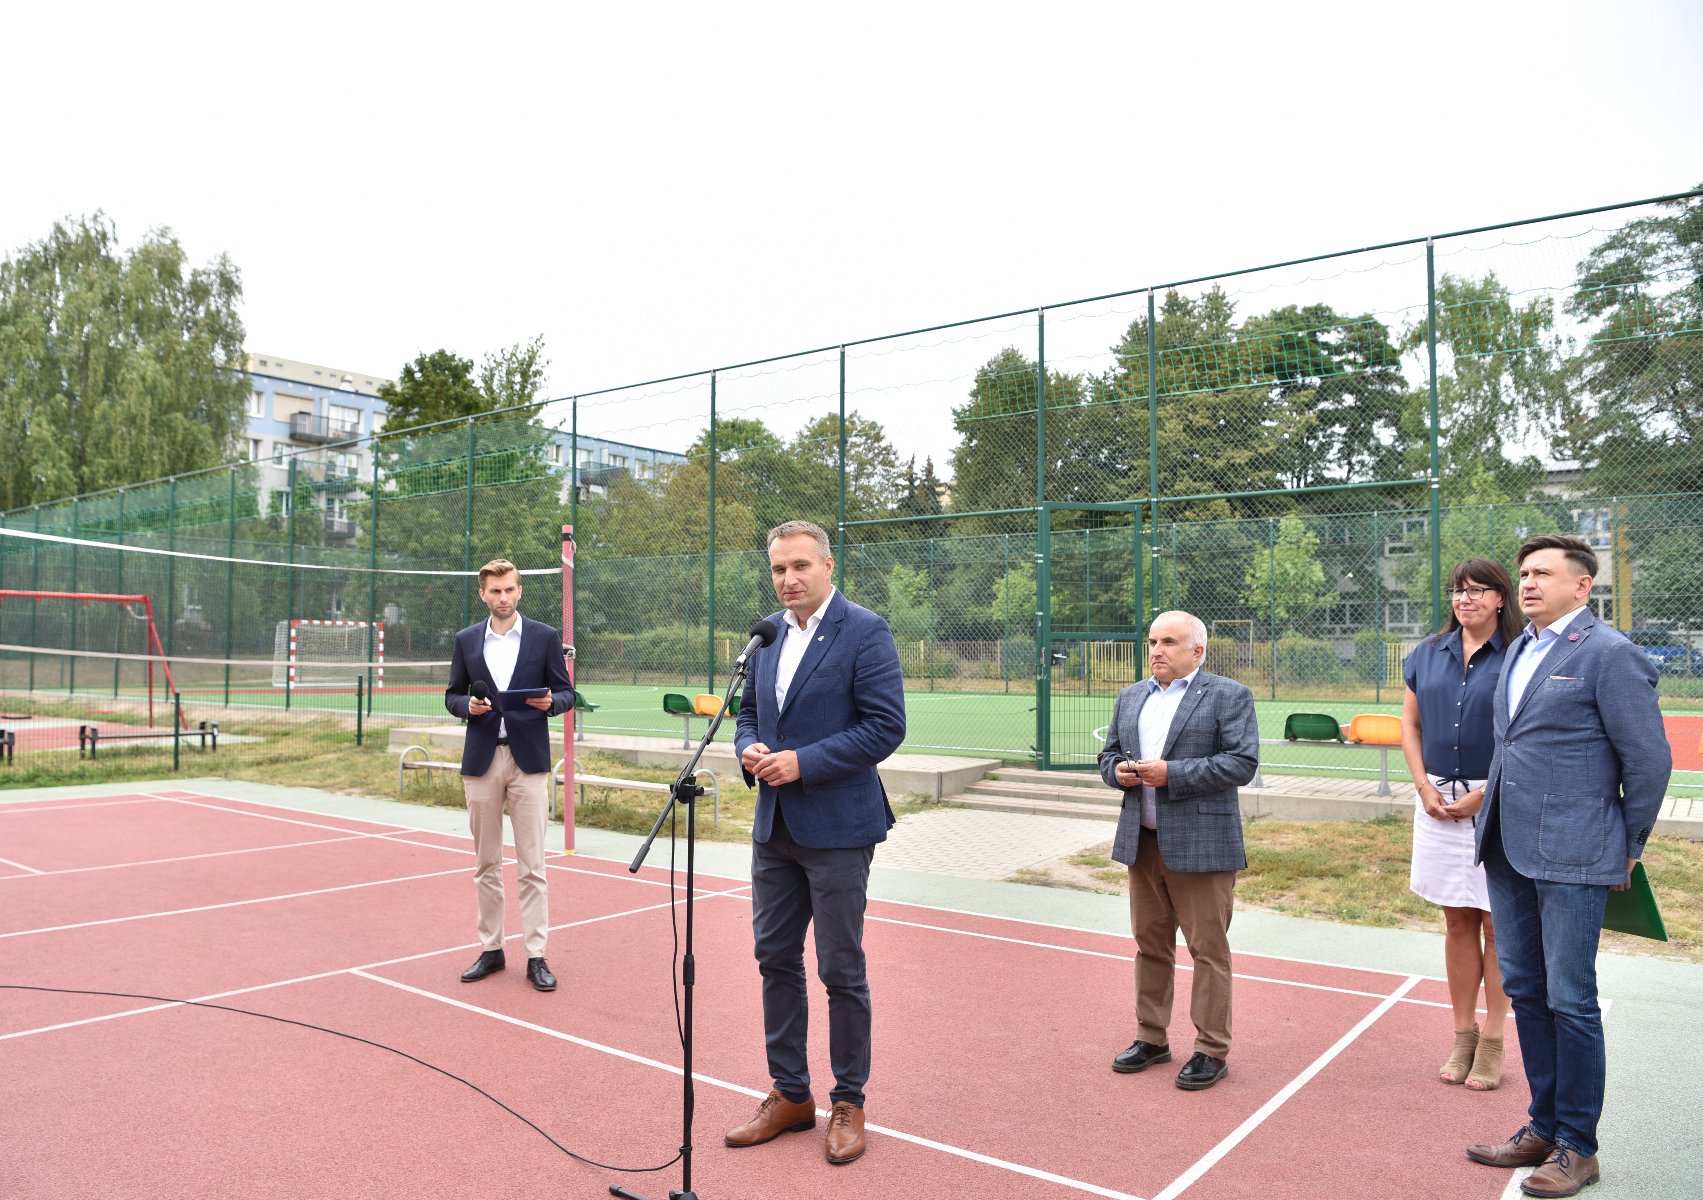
[{"left": 1548, "top": 675, "right": 1578, "bottom": 681}]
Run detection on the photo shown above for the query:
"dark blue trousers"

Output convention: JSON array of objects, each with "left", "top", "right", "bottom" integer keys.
[{"left": 749, "top": 819, "right": 875, "bottom": 1107}]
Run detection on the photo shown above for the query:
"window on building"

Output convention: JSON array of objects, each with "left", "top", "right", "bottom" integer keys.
[
  {"left": 608, "top": 454, "right": 628, "bottom": 469},
  {"left": 547, "top": 444, "right": 562, "bottom": 463},
  {"left": 248, "top": 392, "right": 265, "bottom": 418},
  {"left": 248, "top": 438, "right": 263, "bottom": 461},
  {"left": 272, "top": 443, "right": 287, "bottom": 465},
  {"left": 272, "top": 490, "right": 292, "bottom": 516},
  {"left": 329, "top": 404, "right": 360, "bottom": 438}
]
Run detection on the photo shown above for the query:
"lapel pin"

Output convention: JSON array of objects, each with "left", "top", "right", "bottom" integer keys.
[
  {"left": 1567, "top": 632, "right": 1580, "bottom": 642},
  {"left": 817, "top": 635, "right": 825, "bottom": 642}
]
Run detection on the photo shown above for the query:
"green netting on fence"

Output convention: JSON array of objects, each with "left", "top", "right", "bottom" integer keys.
[{"left": 2, "top": 190, "right": 1701, "bottom": 774}]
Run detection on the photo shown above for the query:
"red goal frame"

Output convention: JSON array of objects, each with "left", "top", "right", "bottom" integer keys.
[{"left": 0, "top": 589, "right": 181, "bottom": 727}]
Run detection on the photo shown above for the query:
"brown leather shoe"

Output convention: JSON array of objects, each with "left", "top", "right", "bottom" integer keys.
[
  {"left": 724, "top": 1090, "right": 817, "bottom": 1148},
  {"left": 824, "top": 1101, "right": 866, "bottom": 1164},
  {"left": 1521, "top": 1148, "right": 1600, "bottom": 1197},
  {"left": 1466, "top": 1125, "right": 1557, "bottom": 1168}
]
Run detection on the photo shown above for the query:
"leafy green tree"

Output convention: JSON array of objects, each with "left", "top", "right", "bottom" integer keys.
[
  {"left": 1241, "top": 513, "right": 1337, "bottom": 628},
  {"left": 1560, "top": 189, "right": 1703, "bottom": 494},
  {"left": 1628, "top": 525, "right": 1703, "bottom": 626},
  {"left": 949, "top": 346, "right": 1094, "bottom": 528},
  {"left": 791, "top": 411, "right": 905, "bottom": 525},
  {"left": 1398, "top": 272, "right": 1559, "bottom": 495},
  {"left": 0, "top": 214, "right": 247, "bottom": 508}
]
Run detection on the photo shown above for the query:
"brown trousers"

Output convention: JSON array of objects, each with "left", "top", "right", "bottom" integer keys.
[
  {"left": 463, "top": 746, "right": 550, "bottom": 959},
  {"left": 1128, "top": 826, "right": 1236, "bottom": 1060}
]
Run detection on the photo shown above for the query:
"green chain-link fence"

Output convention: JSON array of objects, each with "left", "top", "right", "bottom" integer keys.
[{"left": 2, "top": 188, "right": 1700, "bottom": 778}]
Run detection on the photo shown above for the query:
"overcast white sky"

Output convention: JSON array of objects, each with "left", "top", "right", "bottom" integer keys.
[{"left": 4, "top": 0, "right": 1701, "bottom": 422}]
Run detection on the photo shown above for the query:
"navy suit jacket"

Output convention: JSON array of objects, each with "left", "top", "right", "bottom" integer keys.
[
  {"left": 734, "top": 590, "right": 906, "bottom": 849},
  {"left": 444, "top": 616, "right": 575, "bottom": 777},
  {"left": 1476, "top": 610, "right": 1670, "bottom": 885},
  {"left": 1097, "top": 670, "right": 1260, "bottom": 873}
]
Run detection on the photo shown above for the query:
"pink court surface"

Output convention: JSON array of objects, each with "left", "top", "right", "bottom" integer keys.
[{"left": 3, "top": 787, "right": 1542, "bottom": 1199}]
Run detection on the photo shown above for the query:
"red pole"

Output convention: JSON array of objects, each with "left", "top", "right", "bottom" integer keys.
[{"left": 561, "top": 525, "right": 576, "bottom": 853}]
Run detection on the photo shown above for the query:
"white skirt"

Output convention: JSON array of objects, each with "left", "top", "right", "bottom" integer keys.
[{"left": 1408, "top": 775, "right": 1491, "bottom": 912}]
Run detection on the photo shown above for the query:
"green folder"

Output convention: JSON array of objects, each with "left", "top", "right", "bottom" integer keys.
[{"left": 1601, "top": 861, "right": 1667, "bottom": 941}]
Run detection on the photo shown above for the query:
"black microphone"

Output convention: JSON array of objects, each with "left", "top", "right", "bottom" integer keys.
[
  {"left": 469, "top": 680, "right": 489, "bottom": 709},
  {"left": 735, "top": 619, "right": 779, "bottom": 668}
]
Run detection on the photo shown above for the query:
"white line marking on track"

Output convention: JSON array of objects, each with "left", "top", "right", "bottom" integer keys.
[
  {"left": 1150, "top": 974, "right": 1423, "bottom": 1200},
  {"left": 0, "top": 895, "right": 711, "bottom": 1043},
  {"left": 0, "top": 833, "right": 394, "bottom": 879},
  {"left": 163, "top": 793, "right": 412, "bottom": 837},
  {"left": 0, "top": 857, "right": 44, "bottom": 874},
  {"left": 0, "top": 797, "right": 166, "bottom": 815},
  {"left": 355, "top": 971, "right": 1148, "bottom": 1200},
  {"left": 0, "top": 865, "right": 470, "bottom": 939}
]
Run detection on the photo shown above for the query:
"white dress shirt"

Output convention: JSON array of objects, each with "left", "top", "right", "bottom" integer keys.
[
  {"left": 483, "top": 613, "right": 523, "bottom": 738},
  {"left": 1503, "top": 604, "right": 1587, "bottom": 715},
  {"left": 775, "top": 590, "right": 835, "bottom": 711},
  {"left": 1136, "top": 668, "right": 1199, "bottom": 829}
]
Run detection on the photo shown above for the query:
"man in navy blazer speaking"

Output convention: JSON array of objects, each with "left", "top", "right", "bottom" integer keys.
[
  {"left": 1466, "top": 535, "right": 1670, "bottom": 1198},
  {"left": 725, "top": 520, "right": 906, "bottom": 1167},
  {"left": 444, "top": 558, "right": 576, "bottom": 993}
]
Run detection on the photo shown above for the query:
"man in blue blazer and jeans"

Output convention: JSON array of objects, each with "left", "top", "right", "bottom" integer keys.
[
  {"left": 725, "top": 520, "right": 906, "bottom": 1166},
  {"left": 1467, "top": 535, "right": 1670, "bottom": 1197},
  {"left": 444, "top": 558, "right": 576, "bottom": 993}
]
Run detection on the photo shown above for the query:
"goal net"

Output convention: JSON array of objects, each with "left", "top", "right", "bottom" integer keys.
[
  {"left": 0, "top": 589, "right": 180, "bottom": 726},
  {"left": 272, "top": 619, "right": 385, "bottom": 688}
]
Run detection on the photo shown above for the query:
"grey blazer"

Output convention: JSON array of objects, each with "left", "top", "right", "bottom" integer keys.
[
  {"left": 1097, "top": 669, "right": 1260, "bottom": 873},
  {"left": 1476, "top": 610, "right": 1670, "bottom": 885}
]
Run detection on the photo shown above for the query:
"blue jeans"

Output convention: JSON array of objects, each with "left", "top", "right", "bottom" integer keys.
[
  {"left": 1482, "top": 827, "right": 1611, "bottom": 1157},
  {"left": 750, "top": 822, "right": 876, "bottom": 1107}
]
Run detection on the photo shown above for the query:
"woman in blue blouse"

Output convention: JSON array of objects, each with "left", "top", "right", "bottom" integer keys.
[{"left": 1400, "top": 557, "right": 1522, "bottom": 1092}]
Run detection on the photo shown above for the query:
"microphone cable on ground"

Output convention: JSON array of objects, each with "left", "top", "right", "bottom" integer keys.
[{"left": 0, "top": 983, "right": 681, "bottom": 1177}]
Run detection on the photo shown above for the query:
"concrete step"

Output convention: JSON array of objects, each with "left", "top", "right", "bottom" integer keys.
[
  {"left": 988, "top": 767, "right": 1106, "bottom": 790},
  {"left": 963, "top": 778, "right": 1122, "bottom": 808},
  {"left": 942, "top": 792, "right": 1121, "bottom": 822}
]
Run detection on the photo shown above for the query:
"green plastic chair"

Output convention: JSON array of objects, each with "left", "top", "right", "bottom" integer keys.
[
  {"left": 1283, "top": 712, "right": 1344, "bottom": 742},
  {"left": 662, "top": 692, "right": 695, "bottom": 746}
]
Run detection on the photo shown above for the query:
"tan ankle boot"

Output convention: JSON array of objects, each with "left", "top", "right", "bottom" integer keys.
[{"left": 1466, "top": 1031, "right": 1504, "bottom": 1091}]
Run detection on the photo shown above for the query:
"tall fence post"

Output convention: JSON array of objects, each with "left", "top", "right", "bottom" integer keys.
[
  {"left": 113, "top": 488, "right": 125, "bottom": 697},
  {"left": 1426, "top": 236, "right": 1443, "bottom": 629},
  {"left": 172, "top": 691, "right": 182, "bottom": 771},
  {"left": 707, "top": 371, "right": 718, "bottom": 694},
  {"left": 355, "top": 675, "right": 364, "bottom": 746},
  {"left": 224, "top": 469, "right": 236, "bottom": 706},
  {"left": 1268, "top": 516, "right": 1278, "bottom": 701},
  {"left": 463, "top": 417, "right": 475, "bottom": 630},
  {"left": 1146, "top": 288, "right": 1161, "bottom": 621},
  {"left": 284, "top": 457, "right": 297, "bottom": 711}
]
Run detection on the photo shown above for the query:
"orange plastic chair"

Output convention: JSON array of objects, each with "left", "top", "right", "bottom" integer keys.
[
  {"left": 692, "top": 694, "right": 724, "bottom": 717},
  {"left": 1346, "top": 713, "right": 1402, "bottom": 746}
]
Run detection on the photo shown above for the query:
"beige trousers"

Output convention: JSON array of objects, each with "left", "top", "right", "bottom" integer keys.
[
  {"left": 463, "top": 746, "right": 550, "bottom": 959},
  {"left": 1128, "top": 826, "right": 1237, "bottom": 1060}
]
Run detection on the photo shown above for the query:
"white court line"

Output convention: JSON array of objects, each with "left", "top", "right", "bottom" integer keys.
[
  {"left": 0, "top": 797, "right": 166, "bottom": 815},
  {"left": 863, "top": 913, "right": 1415, "bottom": 1006},
  {"left": 0, "top": 893, "right": 727, "bottom": 1044},
  {"left": 356, "top": 971, "right": 1146, "bottom": 1200},
  {"left": 163, "top": 793, "right": 416, "bottom": 838},
  {"left": 0, "top": 833, "right": 397, "bottom": 879},
  {"left": 1151, "top": 973, "right": 1423, "bottom": 1200},
  {"left": 0, "top": 864, "right": 470, "bottom": 939},
  {"left": 0, "top": 855, "right": 44, "bottom": 875}
]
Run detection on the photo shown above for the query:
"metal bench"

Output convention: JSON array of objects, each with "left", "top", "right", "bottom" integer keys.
[
  {"left": 661, "top": 692, "right": 739, "bottom": 748},
  {"left": 397, "top": 743, "right": 462, "bottom": 792},
  {"left": 552, "top": 756, "right": 720, "bottom": 827},
  {"left": 79, "top": 722, "right": 219, "bottom": 759}
]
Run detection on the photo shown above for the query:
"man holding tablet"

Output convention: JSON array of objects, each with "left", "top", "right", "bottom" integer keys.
[{"left": 444, "top": 557, "right": 576, "bottom": 991}]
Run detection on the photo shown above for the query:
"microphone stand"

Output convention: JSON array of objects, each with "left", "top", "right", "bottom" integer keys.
[{"left": 611, "top": 658, "right": 753, "bottom": 1200}]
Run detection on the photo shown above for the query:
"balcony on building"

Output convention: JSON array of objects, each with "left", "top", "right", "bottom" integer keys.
[
  {"left": 323, "top": 514, "right": 357, "bottom": 541},
  {"left": 290, "top": 412, "right": 359, "bottom": 444}
]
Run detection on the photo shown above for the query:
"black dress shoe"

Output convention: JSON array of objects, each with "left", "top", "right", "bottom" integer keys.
[
  {"left": 1112, "top": 1040, "right": 1173, "bottom": 1074},
  {"left": 461, "top": 949, "right": 506, "bottom": 982},
  {"left": 527, "top": 957, "right": 558, "bottom": 992},
  {"left": 1175, "top": 1052, "right": 1228, "bottom": 1090}
]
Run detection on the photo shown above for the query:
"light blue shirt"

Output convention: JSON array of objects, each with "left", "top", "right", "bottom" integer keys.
[
  {"left": 1136, "top": 668, "right": 1199, "bottom": 828},
  {"left": 1504, "top": 605, "right": 1588, "bottom": 714}
]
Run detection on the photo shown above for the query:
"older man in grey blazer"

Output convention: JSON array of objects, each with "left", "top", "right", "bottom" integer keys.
[
  {"left": 1466, "top": 535, "right": 1671, "bottom": 1198},
  {"left": 1098, "top": 610, "right": 1259, "bottom": 1092}
]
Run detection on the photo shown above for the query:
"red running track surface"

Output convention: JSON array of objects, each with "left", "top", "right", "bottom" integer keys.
[{"left": 0, "top": 789, "right": 1533, "bottom": 1200}]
